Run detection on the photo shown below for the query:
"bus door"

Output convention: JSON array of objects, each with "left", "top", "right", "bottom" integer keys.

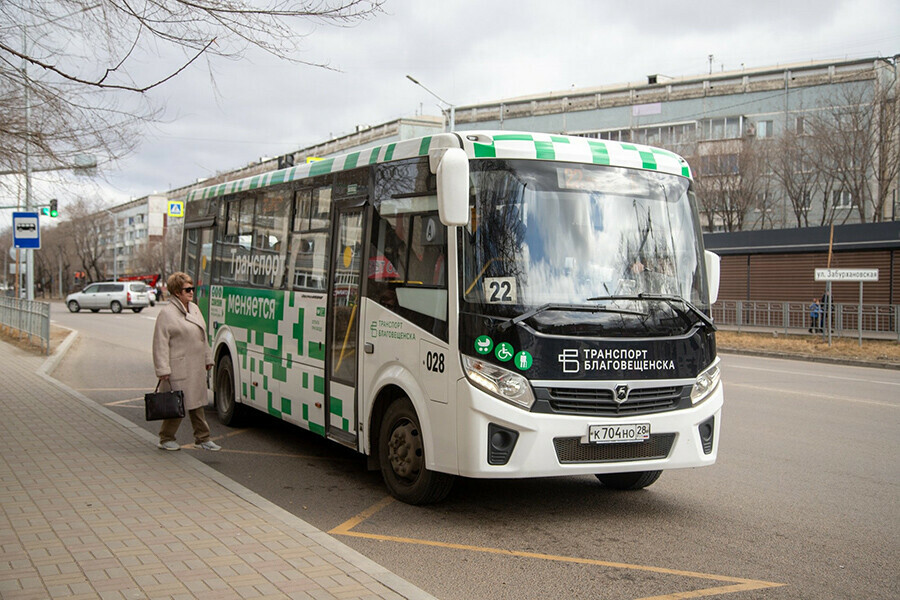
[
  {"left": 326, "top": 206, "right": 366, "bottom": 448},
  {"left": 182, "top": 225, "right": 214, "bottom": 321}
]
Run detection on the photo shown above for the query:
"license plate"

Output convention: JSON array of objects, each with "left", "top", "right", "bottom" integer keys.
[{"left": 588, "top": 423, "right": 650, "bottom": 444}]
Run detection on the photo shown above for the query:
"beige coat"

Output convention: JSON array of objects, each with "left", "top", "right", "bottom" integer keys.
[{"left": 152, "top": 299, "right": 213, "bottom": 411}]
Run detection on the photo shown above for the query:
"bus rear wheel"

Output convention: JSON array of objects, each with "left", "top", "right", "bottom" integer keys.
[
  {"left": 595, "top": 470, "right": 662, "bottom": 490},
  {"left": 215, "top": 355, "right": 246, "bottom": 426},
  {"left": 378, "top": 397, "right": 454, "bottom": 505}
]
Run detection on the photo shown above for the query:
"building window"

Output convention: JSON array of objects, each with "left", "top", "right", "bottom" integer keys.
[
  {"left": 756, "top": 120, "right": 774, "bottom": 138},
  {"left": 699, "top": 153, "right": 739, "bottom": 175},
  {"left": 832, "top": 190, "right": 854, "bottom": 209},
  {"left": 700, "top": 117, "right": 742, "bottom": 140}
]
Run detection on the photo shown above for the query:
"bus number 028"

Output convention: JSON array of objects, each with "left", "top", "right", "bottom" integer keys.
[{"left": 426, "top": 351, "right": 445, "bottom": 373}]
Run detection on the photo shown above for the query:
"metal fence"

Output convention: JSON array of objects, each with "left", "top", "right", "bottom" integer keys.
[
  {"left": 711, "top": 300, "right": 900, "bottom": 341},
  {"left": 0, "top": 296, "right": 51, "bottom": 354}
]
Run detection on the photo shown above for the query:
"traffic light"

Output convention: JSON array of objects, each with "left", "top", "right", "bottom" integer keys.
[{"left": 40, "top": 199, "right": 59, "bottom": 217}]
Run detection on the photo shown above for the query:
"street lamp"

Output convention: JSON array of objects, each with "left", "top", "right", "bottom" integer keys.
[{"left": 406, "top": 75, "right": 455, "bottom": 132}]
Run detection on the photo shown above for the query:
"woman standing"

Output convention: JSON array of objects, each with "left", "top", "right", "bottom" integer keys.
[{"left": 152, "top": 272, "right": 221, "bottom": 451}]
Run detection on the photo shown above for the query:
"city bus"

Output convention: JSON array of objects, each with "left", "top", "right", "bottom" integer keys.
[{"left": 180, "top": 131, "right": 723, "bottom": 504}]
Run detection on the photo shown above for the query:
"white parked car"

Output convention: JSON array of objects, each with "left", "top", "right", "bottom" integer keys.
[{"left": 66, "top": 281, "right": 151, "bottom": 313}]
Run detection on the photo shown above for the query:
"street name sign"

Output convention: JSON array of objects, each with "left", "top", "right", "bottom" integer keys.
[
  {"left": 12, "top": 212, "right": 40, "bottom": 249},
  {"left": 814, "top": 268, "right": 879, "bottom": 282}
]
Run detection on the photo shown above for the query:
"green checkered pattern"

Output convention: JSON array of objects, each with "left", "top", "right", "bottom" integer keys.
[
  {"left": 215, "top": 285, "right": 340, "bottom": 437},
  {"left": 186, "top": 131, "right": 691, "bottom": 202},
  {"left": 466, "top": 133, "right": 692, "bottom": 178}
]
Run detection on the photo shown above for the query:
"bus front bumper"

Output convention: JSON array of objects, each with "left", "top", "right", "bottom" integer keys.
[{"left": 454, "top": 379, "right": 723, "bottom": 479}]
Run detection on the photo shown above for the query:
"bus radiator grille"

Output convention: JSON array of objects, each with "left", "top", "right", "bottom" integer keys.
[
  {"left": 553, "top": 433, "right": 676, "bottom": 464},
  {"left": 543, "top": 386, "right": 686, "bottom": 417}
]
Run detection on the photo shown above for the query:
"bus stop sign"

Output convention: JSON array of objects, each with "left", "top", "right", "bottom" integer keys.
[{"left": 12, "top": 212, "right": 41, "bottom": 249}]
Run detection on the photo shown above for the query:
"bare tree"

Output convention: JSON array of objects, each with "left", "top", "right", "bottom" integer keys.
[
  {"left": 770, "top": 127, "right": 817, "bottom": 227},
  {"left": 689, "top": 137, "right": 768, "bottom": 232},
  {"left": 62, "top": 196, "right": 113, "bottom": 281},
  {"left": 129, "top": 218, "right": 181, "bottom": 280},
  {"left": 0, "top": 1, "right": 383, "bottom": 178},
  {"left": 804, "top": 76, "right": 900, "bottom": 223},
  {"left": 873, "top": 66, "right": 900, "bottom": 221}
]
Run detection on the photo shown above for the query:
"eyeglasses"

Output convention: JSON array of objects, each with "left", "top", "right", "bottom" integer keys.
[{"left": 183, "top": 286, "right": 195, "bottom": 293}]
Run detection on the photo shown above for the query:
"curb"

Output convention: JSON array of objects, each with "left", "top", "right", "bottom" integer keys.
[
  {"left": 37, "top": 327, "right": 438, "bottom": 600},
  {"left": 718, "top": 346, "right": 900, "bottom": 370}
]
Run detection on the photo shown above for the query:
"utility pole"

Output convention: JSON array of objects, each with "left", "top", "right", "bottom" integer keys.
[{"left": 23, "top": 26, "right": 35, "bottom": 300}]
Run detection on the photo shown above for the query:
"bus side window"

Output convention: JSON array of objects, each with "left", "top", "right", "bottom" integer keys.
[
  {"left": 367, "top": 214, "right": 407, "bottom": 307},
  {"left": 407, "top": 213, "right": 445, "bottom": 287},
  {"left": 252, "top": 189, "right": 290, "bottom": 288},
  {"left": 290, "top": 187, "right": 330, "bottom": 292},
  {"left": 213, "top": 197, "right": 253, "bottom": 285}
]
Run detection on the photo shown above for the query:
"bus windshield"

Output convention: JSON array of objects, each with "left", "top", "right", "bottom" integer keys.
[{"left": 461, "top": 159, "right": 708, "bottom": 336}]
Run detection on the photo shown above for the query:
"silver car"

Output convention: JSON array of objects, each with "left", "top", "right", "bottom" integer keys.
[{"left": 66, "top": 281, "right": 151, "bottom": 313}]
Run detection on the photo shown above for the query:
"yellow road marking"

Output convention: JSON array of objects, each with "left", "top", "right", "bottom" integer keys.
[{"left": 330, "top": 497, "right": 785, "bottom": 599}]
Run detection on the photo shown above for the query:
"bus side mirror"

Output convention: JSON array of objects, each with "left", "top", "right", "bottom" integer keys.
[
  {"left": 705, "top": 250, "right": 720, "bottom": 305},
  {"left": 435, "top": 148, "right": 469, "bottom": 227}
]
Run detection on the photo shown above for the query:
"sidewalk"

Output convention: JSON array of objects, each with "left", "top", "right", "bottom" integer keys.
[{"left": 0, "top": 335, "right": 437, "bottom": 600}]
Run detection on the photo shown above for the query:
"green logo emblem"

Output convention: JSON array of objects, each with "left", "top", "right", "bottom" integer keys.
[
  {"left": 474, "top": 335, "right": 494, "bottom": 355},
  {"left": 494, "top": 342, "right": 514, "bottom": 362},
  {"left": 514, "top": 351, "right": 533, "bottom": 371}
]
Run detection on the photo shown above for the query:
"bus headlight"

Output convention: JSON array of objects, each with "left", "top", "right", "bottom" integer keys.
[
  {"left": 463, "top": 355, "right": 535, "bottom": 410},
  {"left": 690, "top": 360, "right": 721, "bottom": 405}
]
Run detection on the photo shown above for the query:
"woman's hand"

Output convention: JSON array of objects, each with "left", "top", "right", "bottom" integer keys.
[
  {"left": 206, "top": 364, "right": 213, "bottom": 371},
  {"left": 158, "top": 375, "right": 170, "bottom": 381}
]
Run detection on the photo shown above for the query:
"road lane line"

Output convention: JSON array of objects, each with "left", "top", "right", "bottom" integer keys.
[
  {"left": 330, "top": 495, "right": 396, "bottom": 535},
  {"left": 634, "top": 582, "right": 781, "bottom": 599},
  {"left": 730, "top": 382, "right": 898, "bottom": 408},
  {"left": 331, "top": 498, "right": 786, "bottom": 598},
  {"left": 727, "top": 363, "right": 900, "bottom": 386},
  {"left": 105, "top": 397, "right": 144, "bottom": 406}
]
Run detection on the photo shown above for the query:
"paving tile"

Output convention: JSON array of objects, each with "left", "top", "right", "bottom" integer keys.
[{"left": 0, "top": 340, "right": 434, "bottom": 600}]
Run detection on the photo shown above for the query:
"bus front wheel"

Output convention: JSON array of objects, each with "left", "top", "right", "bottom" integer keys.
[
  {"left": 378, "top": 397, "right": 454, "bottom": 505},
  {"left": 595, "top": 470, "right": 662, "bottom": 490},
  {"left": 215, "top": 356, "right": 246, "bottom": 426}
]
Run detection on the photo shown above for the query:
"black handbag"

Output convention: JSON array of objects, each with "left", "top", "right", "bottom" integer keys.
[{"left": 144, "top": 381, "right": 185, "bottom": 421}]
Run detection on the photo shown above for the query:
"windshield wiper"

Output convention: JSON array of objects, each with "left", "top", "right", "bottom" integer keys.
[
  {"left": 496, "top": 303, "right": 646, "bottom": 333},
  {"left": 585, "top": 294, "right": 716, "bottom": 331}
]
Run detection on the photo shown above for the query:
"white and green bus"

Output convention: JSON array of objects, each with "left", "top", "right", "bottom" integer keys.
[{"left": 181, "top": 131, "right": 723, "bottom": 504}]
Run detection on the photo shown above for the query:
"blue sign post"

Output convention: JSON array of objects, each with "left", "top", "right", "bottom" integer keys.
[{"left": 12, "top": 212, "right": 41, "bottom": 249}]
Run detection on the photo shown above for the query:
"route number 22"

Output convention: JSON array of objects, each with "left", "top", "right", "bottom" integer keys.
[{"left": 485, "top": 277, "right": 517, "bottom": 304}]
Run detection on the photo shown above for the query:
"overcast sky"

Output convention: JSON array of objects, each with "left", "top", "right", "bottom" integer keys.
[{"left": 3, "top": 0, "right": 899, "bottom": 229}]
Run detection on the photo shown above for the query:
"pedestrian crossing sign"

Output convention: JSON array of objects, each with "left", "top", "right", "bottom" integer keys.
[{"left": 168, "top": 200, "right": 184, "bottom": 218}]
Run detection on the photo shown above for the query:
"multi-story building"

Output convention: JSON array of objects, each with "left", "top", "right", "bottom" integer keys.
[
  {"left": 100, "top": 195, "right": 169, "bottom": 278},
  {"left": 446, "top": 55, "right": 899, "bottom": 230},
  {"left": 102, "top": 55, "right": 898, "bottom": 277}
]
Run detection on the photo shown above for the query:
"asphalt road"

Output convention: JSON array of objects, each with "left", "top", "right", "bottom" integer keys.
[{"left": 50, "top": 301, "right": 900, "bottom": 600}]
